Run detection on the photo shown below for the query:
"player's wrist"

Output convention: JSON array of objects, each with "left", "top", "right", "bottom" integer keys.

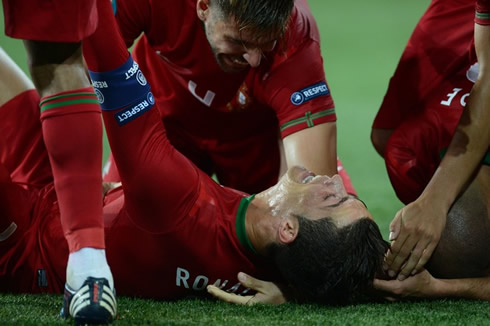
[
  {"left": 434, "top": 278, "right": 469, "bottom": 298},
  {"left": 417, "top": 186, "right": 452, "bottom": 216}
]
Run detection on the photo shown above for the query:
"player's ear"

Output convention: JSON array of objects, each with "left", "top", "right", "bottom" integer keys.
[
  {"left": 278, "top": 216, "right": 298, "bottom": 244},
  {"left": 196, "top": 0, "right": 210, "bottom": 21}
]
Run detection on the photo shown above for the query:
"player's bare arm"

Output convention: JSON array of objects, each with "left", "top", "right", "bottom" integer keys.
[
  {"left": 283, "top": 122, "right": 337, "bottom": 177},
  {"left": 374, "top": 269, "right": 490, "bottom": 301}
]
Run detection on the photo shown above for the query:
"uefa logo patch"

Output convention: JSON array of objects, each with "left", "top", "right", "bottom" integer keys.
[
  {"left": 291, "top": 92, "right": 305, "bottom": 105},
  {"left": 147, "top": 92, "right": 155, "bottom": 105},
  {"left": 95, "top": 88, "right": 105, "bottom": 104},
  {"left": 137, "top": 70, "right": 147, "bottom": 86},
  {"left": 290, "top": 81, "right": 330, "bottom": 106}
]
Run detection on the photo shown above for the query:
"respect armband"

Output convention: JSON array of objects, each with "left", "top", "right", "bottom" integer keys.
[{"left": 88, "top": 56, "right": 152, "bottom": 111}]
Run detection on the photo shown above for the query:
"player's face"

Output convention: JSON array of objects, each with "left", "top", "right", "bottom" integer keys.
[
  {"left": 201, "top": 10, "right": 277, "bottom": 73},
  {"left": 261, "top": 166, "right": 372, "bottom": 227}
]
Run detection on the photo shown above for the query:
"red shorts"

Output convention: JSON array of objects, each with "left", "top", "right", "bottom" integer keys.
[
  {"left": 2, "top": 0, "right": 97, "bottom": 42},
  {"left": 373, "top": 0, "right": 475, "bottom": 130},
  {"left": 0, "top": 90, "right": 52, "bottom": 186},
  {"left": 0, "top": 91, "right": 65, "bottom": 293},
  {"left": 0, "top": 181, "right": 66, "bottom": 294},
  {"left": 385, "top": 62, "right": 475, "bottom": 203}
]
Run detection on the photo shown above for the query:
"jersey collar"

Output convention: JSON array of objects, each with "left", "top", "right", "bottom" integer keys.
[{"left": 235, "top": 195, "right": 258, "bottom": 255}]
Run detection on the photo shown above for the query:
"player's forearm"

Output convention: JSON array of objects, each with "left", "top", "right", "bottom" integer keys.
[
  {"left": 283, "top": 122, "right": 337, "bottom": 176},
  {"left": 434, "top": 277, "right": 490, "bottom": 301}
]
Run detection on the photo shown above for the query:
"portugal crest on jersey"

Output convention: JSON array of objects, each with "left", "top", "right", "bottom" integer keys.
[{"left": 226, "top": 82, "right": 253, "bottom": 112}]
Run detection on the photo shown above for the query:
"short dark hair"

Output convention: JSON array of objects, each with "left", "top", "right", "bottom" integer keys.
[
  {"left": 268, "top": 216, "right": 388, "bottom": 305},
  {"left": 213, "top": 0, "right": 294, "bottom": 42}
]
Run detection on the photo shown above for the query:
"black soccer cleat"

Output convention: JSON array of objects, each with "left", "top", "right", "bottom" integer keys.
[{"left": 60, "top": 277, "right": 117, "bottom": 325}]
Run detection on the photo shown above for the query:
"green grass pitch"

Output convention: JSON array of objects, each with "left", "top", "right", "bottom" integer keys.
[{"left": 1, "top": 1, "right": 489, "bottom": 325}]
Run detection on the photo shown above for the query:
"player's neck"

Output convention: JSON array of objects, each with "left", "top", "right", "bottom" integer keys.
[{"left": 245, "top": 196, "right": 280, "bottom": 256}]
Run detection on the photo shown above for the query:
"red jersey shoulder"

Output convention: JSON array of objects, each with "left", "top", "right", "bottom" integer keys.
[
  {"left": 247, "top": 0, "right": 334, "bottom": 138},
  {"left": 476, "top": 0, "right": 490, "bottom": 25}
]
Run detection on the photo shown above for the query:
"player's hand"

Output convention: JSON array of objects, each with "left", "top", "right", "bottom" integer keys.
[
  {"left": 207, "top": 272, "right": 287, "bottom": 305},
  {"left": 385, "top": 198, "right": 446, "bottom": 280},
  {"left": 373, "top": 269, "right": 440, "bottom": 299}
]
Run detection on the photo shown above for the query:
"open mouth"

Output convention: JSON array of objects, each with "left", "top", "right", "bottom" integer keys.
[{"left": 223, "top": 54, "right": 248, "bottom": 67}]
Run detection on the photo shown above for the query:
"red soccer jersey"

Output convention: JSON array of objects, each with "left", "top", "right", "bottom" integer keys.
[
  {"left": 1, "top": 164, "right": 276, "bottom": 298},
  {"left": 0, "top": 91, "right": 277, "bottom": 298},
  {"left": 102, "top": 181, "right": 276, "bottom": 299},
  {"left": 113, "top": 0, "right": 335, "bottom": 139}
]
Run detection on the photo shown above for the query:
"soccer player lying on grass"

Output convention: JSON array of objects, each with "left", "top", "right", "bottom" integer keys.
[{"left": 0, "top": 0, "right": 387, "bottom": 306}]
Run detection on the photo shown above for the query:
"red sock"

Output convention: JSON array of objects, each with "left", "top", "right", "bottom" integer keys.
[{"left": 40, "top": 87, "right": 105, "bottom": 252}]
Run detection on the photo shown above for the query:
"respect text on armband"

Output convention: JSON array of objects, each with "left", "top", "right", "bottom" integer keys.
[
  {"left": 92, "top": 81, "right": 108, "bottom": 88},
  {"left": 114, "top": 92, "right": 155, "bottom": 126},
  {"left": 290, "top": 81, "right": 330, "bottom": 106},
  {"left": 125, "top": 61, "right": 140, "bottom": 80}
]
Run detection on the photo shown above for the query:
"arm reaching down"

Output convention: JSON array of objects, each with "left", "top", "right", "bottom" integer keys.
[{"left": 374, "top": 269, "right": 490, "bottom": 301}]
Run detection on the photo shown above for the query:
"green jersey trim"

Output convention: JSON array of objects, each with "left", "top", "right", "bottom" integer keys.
[
  {"left": 280, "top": 109, "right": 335, "bottom": 132},
  {"left": 39, "top": 92, "right": 97, "bottom": 106},
  {"left": 476, "top": 11, "right": 490, "bottom": 20},
  {"left": 40, "top": 98, "right": 100, "bottom": 112},
  {"left": 235, "top": 195, "right": 258, "bottom": 255}
]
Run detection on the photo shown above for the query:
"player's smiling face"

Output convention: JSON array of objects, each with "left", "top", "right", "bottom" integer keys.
[
  {"left": 197, "top": 0, "right": 277, "bottom": 73},
  {"left": 260, "top": 166, "right": 372, "bottom": 228}
]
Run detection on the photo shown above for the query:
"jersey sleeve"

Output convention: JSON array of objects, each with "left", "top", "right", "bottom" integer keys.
[
  {"left": 113, "top": 0, "right": 151, "bottom": 47},
  {"left": 84, "top": 0, "right": 199, "bottom": 233},
  {"left": 476, "top": 0, "right": 490, "bottom": 25},
  {"left": 258, "top": 40, "right": 336, "bottom": 139},
  {"left": 103, "top": 106, "right": 201, "bottom": 233}
]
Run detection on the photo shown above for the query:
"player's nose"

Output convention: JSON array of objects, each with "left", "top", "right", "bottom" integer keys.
[{"left": 242, "top": 49, "right": 261, "bottom": 67}]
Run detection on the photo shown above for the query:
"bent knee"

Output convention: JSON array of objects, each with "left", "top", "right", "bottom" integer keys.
[
  {"left": 0, "top": 48, "right": 35, "bottom": 106},
  {"left": 371, "top": 128, "right": 393, "bottom": 157}
]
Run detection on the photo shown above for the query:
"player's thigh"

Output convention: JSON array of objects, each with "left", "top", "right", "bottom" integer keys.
[
  {"left": 3, "top": 0, "right": 98, "bottom": 43},
  {"left": 0, "top": 48, "right": 34, "bottom": 106},
  {"left": 0, "top": 89, "right": 52, "bottom": 185}
]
